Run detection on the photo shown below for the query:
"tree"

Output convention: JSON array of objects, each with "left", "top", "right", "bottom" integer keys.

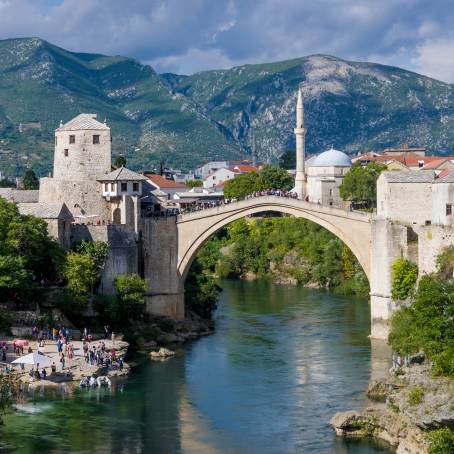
[
  {"left": 186, "top": 179, "right": 203, "bottom": 188},
  {"left": 23, "top": 169, "right": 39, "bottom": 190},
  {"left": 0, "top": 198, "right": 65, "bottom": 298},
  {"left": 114, "top": 155, "right": 127, "bottom": 168},
  {"left": 279, "top": 150, "right": 296, "bottom": 169},
  {"left": 391, "top": 258, "right": 418, "bottom": 300},
  {"left": 113, "top": 273, "right": 146, "bottom": 320},
  {"left": 339, "top": 162, "right": 387, "bottom": 206},
  {"left": 258, "top": 165, "right": 294, "bottom": 191},
  {"left": 223, "top": 165, "right": 294, "bottom": 199},
  {"left": 75, "top": 241, "right": 109, "bottom": 275},
  {"left": 224, "top": 171, "right": 261, "bottom": 199},
  {"left": 65, "top": 253, "right": 99, "bottom": 297},
  {"left": 0, "top": 256, "right": 29, "bottom": 300}
]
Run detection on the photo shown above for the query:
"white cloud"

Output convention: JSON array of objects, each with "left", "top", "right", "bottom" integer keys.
[
  {"left": 0, "top": 0, "right": 453, "bottom": 77},
  {"left": 412, "top": 37, "right": 454, "bottom": 82}
]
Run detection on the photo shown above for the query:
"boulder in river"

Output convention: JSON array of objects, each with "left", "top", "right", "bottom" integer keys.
[{"left": 150, "top": 347, "right": 176, "bottom": 359}]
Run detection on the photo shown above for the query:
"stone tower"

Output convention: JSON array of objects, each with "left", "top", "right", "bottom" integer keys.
[
  {"left": 53, "top": 114, "right": 111, "bottom": 180},
  {"left": 39, "top": 114, "right": 112, "bottom": 218},
  {"left": 294, "top": 87, "right": 306, "bottom": 199}
]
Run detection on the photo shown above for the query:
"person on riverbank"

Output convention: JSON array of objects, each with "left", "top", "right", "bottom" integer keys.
[
  {"left": 51, "top": 362, "right": 56, "bottom": 374},
  {"left": 59, "top": 353, "right": 65, "bottom": 371},
  {"left": 42, "top": 368, "right": 47, "bottom": 379}
]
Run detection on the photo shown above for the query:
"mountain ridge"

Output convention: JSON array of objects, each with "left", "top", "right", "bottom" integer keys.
[{"left": 1, "top": 37, "right": 454, "bottom": 176}]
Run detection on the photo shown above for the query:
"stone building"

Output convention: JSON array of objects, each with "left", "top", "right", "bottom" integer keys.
[
  {"left": 39, "top": 114, "right": 112, "bottom": 220},
  {"left": 305, "top": 147, "right": 352, "bottom": 206}
]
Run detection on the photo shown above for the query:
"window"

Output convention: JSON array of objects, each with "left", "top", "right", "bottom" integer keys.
[
  {"left": 64, "top": 149, "right": 69, "bottom": 157},
  {"left": 329, "top": 189, "right": 333, "bottom": 196},
  {"left": 121, "top": 182, "right": 127, "bottom": 192},
  {"left": 105, "top": 183, "right": 108, "bottom": 192},
  {"left": 447, "top": 204, "right": 452, "bottom": 216},
  {"left": 133, "top": 182, "right": 139, "bottom": 192},
  {"left": 93, "top": 135, "right": 100, "bottom": 144},
  {"left": 55, "top": 136, "right": 57, "bottom": 146},
  {"left": 69, "top": 135, "right": 75, "bottom": 144}
]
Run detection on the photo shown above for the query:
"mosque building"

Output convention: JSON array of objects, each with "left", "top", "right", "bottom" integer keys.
[{"left": 293, "top": 87, "right": 352, "bottom": 206}]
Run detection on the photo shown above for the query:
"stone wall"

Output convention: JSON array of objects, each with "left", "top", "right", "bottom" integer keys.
[
  {"left": 70, "top": 224, "right": 138, "bottom": 294},
  {"left": 39, "top": 178, "right": 110, "bottom": 219},
  {"left": 54, "top": 128, "right": 111, "bottom": 181},
  {"left": 141, "top": 217, "right": 184, "bottom": 319}
]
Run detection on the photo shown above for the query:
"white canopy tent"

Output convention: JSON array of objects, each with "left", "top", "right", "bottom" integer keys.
[{"left": 12, "top": 351, "right": 53, "bottom": 367}]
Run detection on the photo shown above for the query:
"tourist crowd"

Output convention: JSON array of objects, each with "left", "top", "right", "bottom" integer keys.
[{"left": 179, "top": 189, "right": 298, "bottom": 214}]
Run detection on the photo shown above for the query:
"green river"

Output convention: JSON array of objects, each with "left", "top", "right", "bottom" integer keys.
[{"left": 0, "top": 280, "right": 393, "bottom": 453}]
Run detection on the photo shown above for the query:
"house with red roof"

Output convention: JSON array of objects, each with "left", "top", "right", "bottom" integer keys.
[
  {"left": 203, "top": 164, "right": 258, "bottom": 189},
  {"left": 143, "top": 173, "right": 188, "bottom": 199}
]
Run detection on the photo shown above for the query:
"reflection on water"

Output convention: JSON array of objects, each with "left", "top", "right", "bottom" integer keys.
[{"left": 0, "top": 280, "right": 392, "bottom": 454}]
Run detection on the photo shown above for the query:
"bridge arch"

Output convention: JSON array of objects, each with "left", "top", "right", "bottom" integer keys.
[{"left": 176, "top": 197, "right": 371, "bottom": 287}]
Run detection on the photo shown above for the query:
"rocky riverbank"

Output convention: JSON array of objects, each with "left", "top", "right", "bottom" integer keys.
[
  {"left": 330, "top": 357, "right": 454, "bottom": 453},
  {"left": 1, "top": 337, "right": 130, "bottom": 388},
  {"left": 132, "top": 311, "right": 215, "bottom": 350}
]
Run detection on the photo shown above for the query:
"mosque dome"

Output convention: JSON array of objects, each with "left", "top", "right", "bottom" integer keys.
[{"left": 310, "top": 147, "right": 352, "bottom": 167}]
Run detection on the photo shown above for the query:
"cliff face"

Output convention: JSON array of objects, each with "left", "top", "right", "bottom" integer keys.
[{"left": 331, "top": 359, "right": 454, "bottom": 453}]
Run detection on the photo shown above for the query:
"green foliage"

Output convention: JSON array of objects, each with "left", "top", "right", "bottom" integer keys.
[
  {"left": 94, "top": 274, "right": 146, "bottom": 327},
  {"left": 339, "top": 162, "right": 387, "bottom": 206},
  {"left": 114, "top": 155, "right": 127, "bottom": 168},
  {"left": 223, "top": 165, "right": 293, "bottom": 199},
  {"left": 436, "top": 246, "right": 454, "bottom": 280},
  {"left": 193, "top": 217, "right": 369, "bottom": 297},
  {"left": 0, "top": 256, "right": 29, "bottom": 300},
  {"left": 65, "top": 253, "right": 98, "bottom": 297},
  {"left": 75, "top": 241, "right": 109, "bottom": 274},
  {"left": 408, "top": 387, "right": 424, "bottom": 405},
  {"left": 0, "top": 371, "right": 20, "bottom": 424},
  {"left": 0, "top": 179, "right": 15, "bottom": 188},
  {"left": 389, "top": 273, "right": 454, "bottom": 376},
  {"left": 258, "top": 165, "right": 294, "bottom": 191},
  {"left": 114, "top": 273, "right": 146, "bottom": 317},
  {"left": 391, "top": 258, "right": 418, "bottom": 300},
  {"left": 426, "top": 428, "right": 454, "bottom": 454},
  {"left": 0, "top": 197, "right": 65, "bottom": 304},
  {"left": 23, "top": 169, "right": 39, "bottom": 190},
  {"left": 186, "top": 179, "right": 203, "bottom": 188},
  {"left": 224, "top": 171, "right": 261, "bottom": 199},
  {"left": 185, "top": 258, "right": 220, "bottom": 318},
  {"left": 279, "top": 150, "right": 296, "bottom": 170}
]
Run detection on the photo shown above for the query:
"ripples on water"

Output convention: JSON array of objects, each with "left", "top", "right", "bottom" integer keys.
[{"left": 0, "top": 280, "right": 392, "bottom": 454}]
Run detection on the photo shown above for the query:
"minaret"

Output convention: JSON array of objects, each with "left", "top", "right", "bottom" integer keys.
[
  {"left": 251, "top": 132, "right": 258, "bottom": 167},
  {"left": 294, "top": 87, "right": 306, "bottom": 199}
]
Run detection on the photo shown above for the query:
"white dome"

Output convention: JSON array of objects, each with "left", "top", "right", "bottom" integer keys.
[{"left": 310, "top": 147, "right": 352, "bottom": 167}]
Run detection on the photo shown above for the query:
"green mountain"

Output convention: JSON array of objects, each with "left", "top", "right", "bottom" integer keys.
[
  {"left": 1, "top": 37, "right": 454, "bottom": 176},
  {"left": 0, "top": 37, "right": 242, "bottom": 176}
]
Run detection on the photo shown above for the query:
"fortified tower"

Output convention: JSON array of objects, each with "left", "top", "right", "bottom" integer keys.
[
  {"left": 53, "top": 114, "right": 111, "bottom": 180},
  {"left": 294, "top": 87, "right": 306, "bottom": 199},
  {"left": 39, "top": 114, "right": 112, "bottom": 219}
]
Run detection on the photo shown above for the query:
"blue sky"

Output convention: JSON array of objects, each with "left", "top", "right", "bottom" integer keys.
[{"left": 0, "top": 0, "right": 453, "bottom": 81}]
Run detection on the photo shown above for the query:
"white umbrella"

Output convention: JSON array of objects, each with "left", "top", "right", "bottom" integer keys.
[{"left": 12, "top": 351, "right": 53, "bottom": 367}]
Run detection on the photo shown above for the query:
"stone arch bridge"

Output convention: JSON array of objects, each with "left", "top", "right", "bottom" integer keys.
[{"left": 142, "top": 196, "right": 393, "bottom": 339}]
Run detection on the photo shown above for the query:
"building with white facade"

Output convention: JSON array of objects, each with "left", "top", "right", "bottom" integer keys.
[{"left": 305, "top": 147, "right": 352, "bottom": 206}]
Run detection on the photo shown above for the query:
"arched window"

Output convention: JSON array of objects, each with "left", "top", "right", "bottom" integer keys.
[{"left": 113, "top": 208, "right": 121, "bottom": 224}]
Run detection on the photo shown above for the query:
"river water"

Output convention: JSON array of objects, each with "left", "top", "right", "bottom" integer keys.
[{"left": 0, "top": 280, "right": 392, "bottom": 453}]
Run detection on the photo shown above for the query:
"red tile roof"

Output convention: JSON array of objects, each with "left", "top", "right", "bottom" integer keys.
[
  {"left": 421, "top": 158, "right": 454, "bottom": 169},
  {"left": 230, "top": 164, "right": 258, "bottom": 173},
  {"left": 144, "top": 173, "right": 188, "bottom": 189},
  {"left": 358, "top": 153, "right": 454, "bottom": 167},
  {"left": 436, "top": 168, "right": 450, "bottom": 179}
]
